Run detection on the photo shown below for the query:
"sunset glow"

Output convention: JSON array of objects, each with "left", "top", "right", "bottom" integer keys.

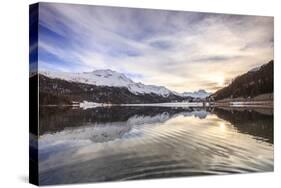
[{"left": 35, "top": 3, "right": 273, "bottom": 93}]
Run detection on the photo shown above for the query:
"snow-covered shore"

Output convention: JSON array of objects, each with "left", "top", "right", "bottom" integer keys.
[
  {"left": 211, "top": 100, "right": 273, "bottom": 108},
  {"left": 78, "top": 101, "right": 112, "bottom": 110},
  {"left": 73, "top": 101, "right": 206, "bottom": 109},
  {"left": 77, "top": 101, "right": 205, "bottom": 109},
  {"left": 41, "top": 101, "right": 206, "bottom": 109}
]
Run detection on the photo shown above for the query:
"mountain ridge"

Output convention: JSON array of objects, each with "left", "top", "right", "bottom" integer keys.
[
  {"left": 37, "top": 74, "right": 193, "bottom": 105},
  {"left": 39, "top": 69, "right": 210, "bottom": 99},
  {"left": 40, "top": 69, "right": 174, "bottom": 98}
]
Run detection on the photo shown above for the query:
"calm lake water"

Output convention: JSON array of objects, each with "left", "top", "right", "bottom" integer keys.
[{"left": 36, "top": 106, "right": 273, "bottom": 185}]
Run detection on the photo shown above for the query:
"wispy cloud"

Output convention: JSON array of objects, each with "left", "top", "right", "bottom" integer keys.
[{"left": 37, "top": 3, "right": 273, "bottom": 92}]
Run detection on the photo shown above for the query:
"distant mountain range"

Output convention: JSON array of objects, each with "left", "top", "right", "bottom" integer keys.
[
  {"left": 35, "top": 69, "right": 212, "bottom": 105},
  {"left": 40, "top": 70, "right": 211, "bottom": 98},
  {"left": 210, "top": 60, "right": 273, "bottom": 101},
  {"left": 182, "top": 90, "right": 212, "bottom": 99}
]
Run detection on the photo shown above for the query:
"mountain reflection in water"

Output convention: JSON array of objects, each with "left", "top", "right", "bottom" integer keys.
[{"left": 36, "top": 106, "right": 273, "bottom": 185}]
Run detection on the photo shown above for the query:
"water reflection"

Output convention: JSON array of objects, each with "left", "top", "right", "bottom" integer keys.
[
  {"left": 212, "top": 108, "right": 273, "bottom": 144},
  {"left": 37, "top": 106, "right": 273, "bottom": 185}
]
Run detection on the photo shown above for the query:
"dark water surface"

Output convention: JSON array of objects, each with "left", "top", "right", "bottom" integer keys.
[{"left": 37, "top": 106, "right": 273, "bottom": 185}]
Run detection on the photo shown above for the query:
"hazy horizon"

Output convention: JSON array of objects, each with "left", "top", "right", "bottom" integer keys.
[{"left": 32, "top": 3, "right": 273, "bottom": 93}]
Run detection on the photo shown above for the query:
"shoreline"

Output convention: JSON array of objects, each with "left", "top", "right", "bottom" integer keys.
[
  {"left": 210, "top": 100, "right": 273, "bottom": 108},
  {"left": 40, "top": 100, "right": 273, "bottom": 109}
]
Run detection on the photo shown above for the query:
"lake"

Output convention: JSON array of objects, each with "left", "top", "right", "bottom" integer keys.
[{"left": 36, "top": 106, "right": 273, "bottom": 185}]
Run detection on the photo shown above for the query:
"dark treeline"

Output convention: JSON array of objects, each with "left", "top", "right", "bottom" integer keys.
[{"left": 210, "top": 60, "right": 273, "bottom": 101}]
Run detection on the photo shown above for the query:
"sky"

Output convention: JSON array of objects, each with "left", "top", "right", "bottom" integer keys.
[{"left": 35, "top": 3, "right": 273, "bottom": 93}]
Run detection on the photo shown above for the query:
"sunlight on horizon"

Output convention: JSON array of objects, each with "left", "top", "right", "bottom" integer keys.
[{"left": 35, "top": 3, "right": 273, "bottom": 93}]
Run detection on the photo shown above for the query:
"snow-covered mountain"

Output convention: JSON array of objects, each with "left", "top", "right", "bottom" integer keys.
[
  {"left": 39, "top": 69, "right": 212, "bottom": 100},
  {"left": 40, "top": 69, "right": 173, "bottom": 97},
  {"left": 181, "top": 89, "right": 211, "bottom": 99}
]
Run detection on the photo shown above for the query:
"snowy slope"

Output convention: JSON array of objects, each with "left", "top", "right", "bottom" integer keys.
[
  {"left": 182, "top": 89, "right": 211, "bottom": 99},
  {"left": 249, "top": 66, "right": 261, "bottom": 72},
  {"left": 40, "top": 69, "right": 173, "bottom": 97}
]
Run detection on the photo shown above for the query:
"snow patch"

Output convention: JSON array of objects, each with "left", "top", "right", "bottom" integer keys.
[{"left": 249, "top": 66, "right": 261, "bottom": 72}]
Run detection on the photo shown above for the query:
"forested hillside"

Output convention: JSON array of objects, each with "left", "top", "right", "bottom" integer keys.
[{"left": 210, "top": 60, "right": 273, "bottom": 101}]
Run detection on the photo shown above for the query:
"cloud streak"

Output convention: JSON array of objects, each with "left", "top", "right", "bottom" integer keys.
[{"left": 37, "top": 3, "right": 273, "bottom": 93}]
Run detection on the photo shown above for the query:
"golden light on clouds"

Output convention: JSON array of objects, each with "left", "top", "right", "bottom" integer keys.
[{"left": 38, "top": 4, "right": 274, "bottom": 94}]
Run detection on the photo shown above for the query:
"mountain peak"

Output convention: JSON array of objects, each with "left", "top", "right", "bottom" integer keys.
[
  {"left": 197, "top": 89, "right": 207, "bottom": 93},
  {"left": 91, "top": 69, "right": 117, "bottom": 74},
  {"left": 182, "top": 89, "right": 211, "bottom": 99},
  {"left": 39, "top": 69, "right": 174, "bottom": 97}
]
